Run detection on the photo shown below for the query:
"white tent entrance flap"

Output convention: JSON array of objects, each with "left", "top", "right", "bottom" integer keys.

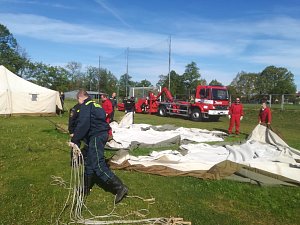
[
  {"left": 0, "top": 65, "right": 62, "bottom": 115},
  {"left": 109, "top": 121, "right": 300, "bottom": 186}
]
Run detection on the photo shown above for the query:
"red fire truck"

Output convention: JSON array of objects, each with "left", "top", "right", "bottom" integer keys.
[{"left": 118, "top": 85, "right": 229, "bottom": 122}]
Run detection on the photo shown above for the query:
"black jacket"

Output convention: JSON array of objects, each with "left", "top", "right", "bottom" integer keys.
[
  {"left": 68, "top": 103, "right": 81, "bottom": 134},
  {"left": 110, "top": 97, "right": 117, "bottom": 108},
  {"left": 124, "top": 99, "right": 135, "bottom": 112},
  {"left": 71, "top": 98, "right": 110, "bottom": 146}
]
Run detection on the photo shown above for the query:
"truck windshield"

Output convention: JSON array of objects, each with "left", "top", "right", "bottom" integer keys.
[{"left": 212, "top": 89, "right": 228, "bottom": 100}]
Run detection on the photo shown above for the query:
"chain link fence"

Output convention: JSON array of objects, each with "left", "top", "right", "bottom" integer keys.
[{"left": 240, "top": 94, "right": 300, "bottom": 110}]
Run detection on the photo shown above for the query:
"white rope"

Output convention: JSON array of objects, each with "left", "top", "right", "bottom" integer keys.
[
  {"left": 50, "top": 175, "right": 70, "bottom": 189},
  {"left": 55, "top": 144, "right": 191, "bottom": 225}
]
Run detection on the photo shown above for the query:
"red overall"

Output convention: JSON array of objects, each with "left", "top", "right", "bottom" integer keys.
[
  {"left": 102, "top": 99, "right": 113, "bottom": 137},
  {"left": 259, "top": 107, "right": 272, "bottom": 124},
  {"left": 228, "top": 103, "right": 244, "bottom": 135}
]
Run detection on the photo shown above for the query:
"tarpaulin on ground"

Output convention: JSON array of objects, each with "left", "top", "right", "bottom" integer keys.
[
  {"left": 106, "top": 112, "right": 226, "bottom": 149},
  {"left": 108, "top": 116, "right": 300, "bottom": 186}
]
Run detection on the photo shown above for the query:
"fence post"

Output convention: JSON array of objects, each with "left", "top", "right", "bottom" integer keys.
[
  {"left": 269, "top": 94, "right": 272, "bottom": 108},
  {"left": 281, "top": 94, "right": 284, "bottom": 110}
]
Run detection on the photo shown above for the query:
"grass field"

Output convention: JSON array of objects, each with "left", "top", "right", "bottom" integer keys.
[{"left": 0, "top": 100, "right": 300, "bottom": 225}]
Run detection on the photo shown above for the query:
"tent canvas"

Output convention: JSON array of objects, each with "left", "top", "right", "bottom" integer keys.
[
  {"left": 107, "top": 114, "right": 300, "bottom": 186},
  {"left": 0, "top": 65, "right": 62, "bottom": 115}
]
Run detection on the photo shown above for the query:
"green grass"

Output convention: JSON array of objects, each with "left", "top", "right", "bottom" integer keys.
[{"left": 0, "top": 100, "right": 300, "bottom": 225}]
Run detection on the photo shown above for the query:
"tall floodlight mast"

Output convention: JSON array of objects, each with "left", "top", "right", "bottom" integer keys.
[
  {"left": 98, "top": 56, "right": 101, "bottom": 92},
  {"left": 168, "top": 35, "right": 172, "bottom": 91},
  {"left": 125, "top": 47, "right": 129, "bottom": 97}
]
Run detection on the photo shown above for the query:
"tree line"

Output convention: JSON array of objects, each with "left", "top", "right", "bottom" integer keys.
[{"left": 0, "top": 24, "right": 297, "bottom": 100}]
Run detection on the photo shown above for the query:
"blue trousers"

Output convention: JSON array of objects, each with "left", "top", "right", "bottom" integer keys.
[{"left": 84, "top": 133, "right": 114, "bottom": 182}]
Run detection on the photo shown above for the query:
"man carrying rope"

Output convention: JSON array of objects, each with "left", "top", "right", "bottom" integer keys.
[{"left": 69, "top": 89, "right": 128, "bottom": 204}]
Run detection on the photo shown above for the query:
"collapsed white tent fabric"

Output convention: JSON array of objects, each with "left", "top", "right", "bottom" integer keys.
[
  {"left": 107, "top": 112, "right": 226, "bottom": 149},
  {"left": 0, "top": 65, "right": 62, "bottom": 115},
  {"left": 110, "top": 123, "right": 300, "bottom": 185}
]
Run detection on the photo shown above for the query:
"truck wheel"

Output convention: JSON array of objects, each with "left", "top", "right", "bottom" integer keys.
[
  {"left": 190, "top": 108, "right": 202, "bottom": 121},
  {"left": 158, "top": 105, "right": 167, "bottom": 117}
]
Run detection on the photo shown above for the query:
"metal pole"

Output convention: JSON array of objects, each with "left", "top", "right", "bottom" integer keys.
[
  {"left": 117, "top": 82, "right": 120, "bottom": 104},
  {"left": 126, "top": 48, "right": 129, "bottom": 97},
  {"left": 159, "top": 86, "right": 162, "bottom": 101},
  {"left": 143, "top": 86, "right": 145, "bottom": 98},
  {"left": 168, "top": 35, "right": 171, "bottom": 91},
  {"left": 98, "top": 56, "right": 101, "bottom": 92}
]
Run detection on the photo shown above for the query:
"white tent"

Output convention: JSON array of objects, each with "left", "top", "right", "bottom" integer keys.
[{"left": 0, "top": 65, "right": 62, "bottom": 115}]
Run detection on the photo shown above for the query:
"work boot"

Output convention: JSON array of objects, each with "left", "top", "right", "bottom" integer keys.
[
  {"left": 84, "top": 175, "right": 95, "bottom": 196},
  {"left": 115, "top": 183, "right": 128, "bottom": 204},
  {"left": 106, "top": 175, "right": 128, "bottom": 204},
  {"left": 93, "top": 176, "right": 111, "bottom": 193}
]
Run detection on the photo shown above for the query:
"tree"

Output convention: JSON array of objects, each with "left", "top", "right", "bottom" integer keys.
[
  {"left": 97, "top": 68, "right": 118, "bottom": 94},
  {"left": 106, "top": 70, "right": 118, "bottom": 95},
  {"left": 182, "top": 61, "right": 201, "bottom": 96},
  {"left": 156, "top": 70, "right": 185, "bottom": 97},
  {"left": 65, "top": 61, "right": 82, "bottom": 90},
  {"left": 49, "top": 66, "right": 69, "bottom": 91},
  {"left": 209, "top": 79, "right": 223, "bottom": 86},
  {"left": 135, "top": 79, "right": 152, "bottom": 87},
  {"left": 170, "top": 71, "right": 185, "bottom": 98},
  {"left": 25, "top": 62, "right": 69, "bottom": 91},
  {"left": 156, "top": 74, "right": 167, "bottom": 88},
  {"left": 227, "top": 85, "right": 239, "bottom": 100},
  {"left": 85, "top": 66, "right": 99, "bottom": 91},
  {"left": 0, "top": 24, "right": 28, "bottom": 74},
  {"left": 118, "top": 73, "right": 134, "bottom": 97},
  {"left": 69, "top": 66, "right": 117, "bottom": 93},
  {"left": 257, "top": 66, "right": 296, "bottom": 95},
  {"left": 230, "top": 71, "right": 259, "bottom": 102}
]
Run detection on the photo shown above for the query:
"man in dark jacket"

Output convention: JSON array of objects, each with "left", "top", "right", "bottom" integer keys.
[
  {"left": 109, "top": 92, "right": 117, "bottom": 122},
  {"left": 124, "top": 97, "right": 135, "bottom": 113},
  {"left": 124, "top": 97, "right": 135, "bottom": 124},
  {"left": 69, "top": 89, "right": 128, "bottom": 204}
]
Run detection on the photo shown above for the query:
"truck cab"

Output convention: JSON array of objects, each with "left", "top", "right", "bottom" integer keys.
[{"left": 191, "top": 85, "right": 229, "bottom": 121}]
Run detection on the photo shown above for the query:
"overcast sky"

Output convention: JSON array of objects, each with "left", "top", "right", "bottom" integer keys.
[{"left": 1, "top": 0, "right": 300, "bottom": 90}]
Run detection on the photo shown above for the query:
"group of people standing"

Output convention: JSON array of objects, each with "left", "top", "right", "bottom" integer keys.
[
  {"left": 228, "top": 97, "right": 272, "bottom": 135},
  {"left": 66, "top": 88, "right": 272, "bottom": 204},
  {"left": 68, "top": 90, "right": 127, "bottom": 204}
]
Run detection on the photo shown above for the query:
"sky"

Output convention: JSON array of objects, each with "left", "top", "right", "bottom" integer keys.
[{"left": 1, "top": 0, "right": 300, "bottom": 90}]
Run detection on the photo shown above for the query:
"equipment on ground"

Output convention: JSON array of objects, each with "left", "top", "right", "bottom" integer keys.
[{"left": 118, "top": 85, "right": 229, "bottom": 122}]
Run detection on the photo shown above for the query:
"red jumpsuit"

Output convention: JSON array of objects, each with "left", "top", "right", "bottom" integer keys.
[
  {"left": 102, "top": 99, "right": 113, "bottom": 137},
  {"left": 228, "top": 103, "right": 244, "bottom": 135},
  {"left": 258, "top": 107, "right": 272, "bottom": 124}
]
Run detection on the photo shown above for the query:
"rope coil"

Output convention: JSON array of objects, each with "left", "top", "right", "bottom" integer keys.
[{"left": 55, "top": 144, "right": 191, "bottom": 225}]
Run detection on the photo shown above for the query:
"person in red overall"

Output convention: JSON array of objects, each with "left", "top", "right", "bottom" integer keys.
[
  {"left": 228, "top": 97, "right": 244, "bottom": 135},
  {"left": 101, "top": 94, "right": 113, "bottom": 140},
  {"left": 258, "top": 102, "right": 272, "bottom": 127}
]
